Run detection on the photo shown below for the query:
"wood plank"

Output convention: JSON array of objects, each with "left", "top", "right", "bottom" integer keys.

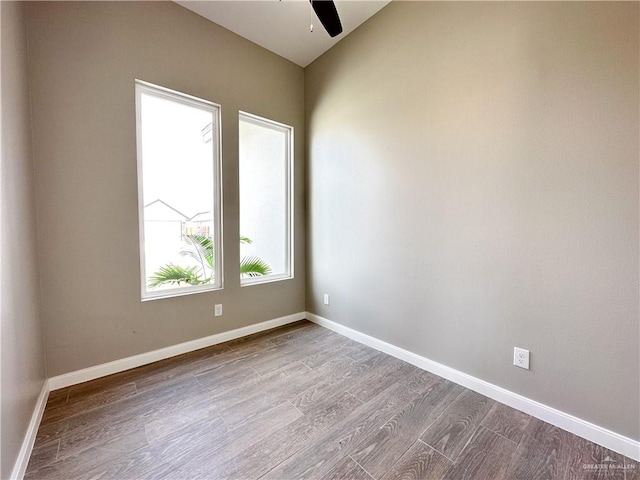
[
  {"left": 24, "top": 440, "right": 60, "bottom": 474},
  {"left": 400, "top": 368, "right": 443, "bottom": 394},
  {"left": 480, "top": 401, "right": 531, "bottom": 444},
  {"left": 349, "top": 380, "right": 464, "bottom": 479},
  {"left": 563, "top": 435, "right": 626, "bottom": 480},
  {"left": 121, "top": 402, "right": 300, "bottom": 480},
  {"left": 193, "top": 357, "right": 260, "bottom": 390},
  {"left": 33, "top": 417, "right": 69, "bottom": 450},
  {"left": 26, "top": 427, "right": 150, "bottom": 480},
  {"left": 60, "top": 375, "right": 204, "bottom": 430},
  {"left": 320, "top": 457, "right": 374, "bottom": 480},
  {"left": 290, "top": 353, "right": 386, "bottom": 413},
  {"left": 197, "top": 327, "right": 349, "bottom": 385},
  {"left": 442, "top": 425, "right": 517, "bottom": 480},
  {"left": 225, "top": 320, "right": 313, "bottom": 349},
  {"left": 338, "top": 341, "right": 383, "bottom": 363},
  {"left": 214, "top": 361, "right": 311, "bottom": 430},
  {"left": 266, "top": 321, "right": 327, "bottom": 347},
  {"left": 222, "top": 322, "right": 319, "bottom": 356},
  {"left": 61, "top": 341, "right": 233, "bottom": 397},
  {"left": 143, "top": 400, "right": 221, "bottom": 444},
  {"left": 250, "top": 331, "right": 353, "bottom": 375},
  {"left": 36, "top": 376, "right": 204, "bottom": 453},
  {"left": 298, "top": 340, "right": 362, "bottom": 369},
  {"left": 210, "top": 356, "right": 355, "bottom": 416},
  {"left": 126, "top": 418, "right": 231, "bottom": 479},
  {"left": 169, "top": 401, "right": 302, "bottom": 479},
  {"left": 219, "top": 390, "right": 299, "bottom": 431},
  {"left": 380, "top": 439, "right": 452, "bottom": 480},
  {"left": 57, "top": 376, "right": 206, "bottom": 459},
  {"left": 57, "top": 415, "right": 144, "bottom": 461},
  {"left": 420, "top": 389, "right": 494, "bottom": 460},
  {"left": 278, "top": 327, "right": 358, "bottom": 368},
  {"left": 132, "top": 343, "right": 241, "bottom": 393},
  {"left": 504, "top": 417, "right": 571, "bottom": 480},
  {"left": 45, "top": 389, "right": 68, "bottom": 409},
  {"left": 348, "top": 357, "right": 417, "bottom": 402},
  {"left": 262, "top": 373, "right": 440, "bottom": 480},
  {"left": 42, "top": 382, "right": 138, "bottom": 424},
  {"left": 210, "top": 391, "right": 363, "bottom": 479},
  {"left": 625, "top": 458, "right": 639, "bottom": 480}
]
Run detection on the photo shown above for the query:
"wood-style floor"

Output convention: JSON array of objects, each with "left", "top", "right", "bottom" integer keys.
[{"left": 26, "top": 320, "right": 638, "bottom": 480}]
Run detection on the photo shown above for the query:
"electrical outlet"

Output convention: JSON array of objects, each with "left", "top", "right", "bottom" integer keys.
[
  {"left": 214, "top": 304, "right": 223, "bottom": 317},
  {"left": 323, "top": 293, "right": 330, "bottom": 306},
  {"left": 513, "top": 347, "right": 530, "bottom": 369}
]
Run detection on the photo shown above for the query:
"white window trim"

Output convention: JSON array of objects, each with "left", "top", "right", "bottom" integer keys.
[
  {"left": 136, "top": 80, "right": 224, "bottom": 301},
  {"left": 239, "top": 111, "right": 294, "bottom": 287}
]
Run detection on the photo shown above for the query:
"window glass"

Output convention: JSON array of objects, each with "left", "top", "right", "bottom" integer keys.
[
  {"left": 136, "top": 81, "right": 222, "bottom": 300},
  {"left": 239, "top": 112, "right": 293, "bottom": 284}
]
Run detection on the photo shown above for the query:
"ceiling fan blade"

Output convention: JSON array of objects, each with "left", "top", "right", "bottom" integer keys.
[{"left": 310, "top": 0, "right": 343, "bottom": 38}]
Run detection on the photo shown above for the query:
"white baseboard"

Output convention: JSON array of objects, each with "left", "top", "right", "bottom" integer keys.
[
  {"left": 306, "top": 312, "right": 640, "bottom": 462},
  {"left": 10, "top": 380, "right": 50, "bottom": 480},
  {"left": 48, "top": 312, "right": 306, "bottom": 390}
]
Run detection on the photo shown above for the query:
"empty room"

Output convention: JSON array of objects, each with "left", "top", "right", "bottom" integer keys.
[{"left": 1, "top": 1, "right": 639, "bottom": 479}]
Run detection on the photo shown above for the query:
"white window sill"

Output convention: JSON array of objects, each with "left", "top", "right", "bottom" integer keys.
[{"left": 241, "top": 274, "right": 293, "bottom": 287}]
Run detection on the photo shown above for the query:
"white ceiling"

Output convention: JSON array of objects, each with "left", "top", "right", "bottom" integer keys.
[{"left": 175, "top": 1, "right": 390, "bottom": 67}]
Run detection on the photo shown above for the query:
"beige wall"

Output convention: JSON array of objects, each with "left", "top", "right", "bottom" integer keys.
[
  {"left": 305, "top": 2, "right": 639, "bottom": 440},
  {"left": 0, "top": 2, "right": 47, "bottom": 478},
  {"left": 26, "top": 1, "right": 305, "bottom": 376}
]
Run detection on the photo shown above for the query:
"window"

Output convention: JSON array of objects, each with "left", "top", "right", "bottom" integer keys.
[
  {"left": 239, "top": 112, "right": 293, "bottom": 285},
  {"left": 136, "top": 80, "right": 222, "bottom": 300}
]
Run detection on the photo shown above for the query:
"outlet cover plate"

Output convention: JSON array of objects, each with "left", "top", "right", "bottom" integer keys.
[{"left": 513, "top": 347, "right": 530, "bottom": 369}]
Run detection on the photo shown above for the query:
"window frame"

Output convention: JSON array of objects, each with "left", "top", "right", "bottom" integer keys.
[
  {"left": 239, "top": 111, "right": 294, "bottom": 287},
  {"left": 135, "top": 80, "right": 224, "bottom": 301}
]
